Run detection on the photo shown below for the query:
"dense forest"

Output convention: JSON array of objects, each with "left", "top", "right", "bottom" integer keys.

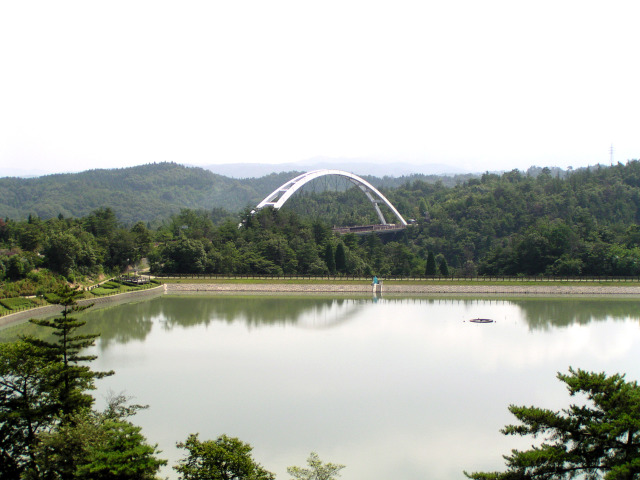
[
  {"left": 2, "top": 161, "right": 640, "bottom": 296},
  {"left": 0, "top": 162, "right": 473, "bottom": 224}
]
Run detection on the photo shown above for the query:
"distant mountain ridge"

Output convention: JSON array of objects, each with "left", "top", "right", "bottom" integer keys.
[
  {"left": 0, "top": 163, "right": 263, "bottom": 224},
  {"left": 201, "top": 158, "right": 468, "bottom": 178},
  {"left": 0, "top": 162, "right": 475, "bottom": 224}
]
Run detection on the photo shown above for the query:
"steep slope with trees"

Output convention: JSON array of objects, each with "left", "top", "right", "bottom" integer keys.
[
  {"left": 2, "top": 161, "right": 640, "bottom": 283},
  {"left": 0, "top": 163, "right": 264, "bottom": 224},
  {"left": 0, "top": 162, "right": 471, "bottom": 224},
  {"left": 385, "top": 162, "right": 640, "bottom": 275}
]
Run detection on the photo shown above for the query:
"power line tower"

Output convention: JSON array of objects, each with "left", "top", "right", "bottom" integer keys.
[{"left": 610, "top": 144, "right": 614, "bottom": 166}]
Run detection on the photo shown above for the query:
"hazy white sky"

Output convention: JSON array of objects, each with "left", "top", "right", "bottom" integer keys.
[{"left": 1, "top": 1, "right": 639, "bottom": 177}]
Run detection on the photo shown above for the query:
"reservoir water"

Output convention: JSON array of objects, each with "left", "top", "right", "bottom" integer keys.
[{"left": 3, "top": 293, "right": 640, "bottom": 479}]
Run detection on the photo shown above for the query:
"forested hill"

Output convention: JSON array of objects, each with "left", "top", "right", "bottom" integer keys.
[
  {"left": 3, "top": 160, "right": 640, "bottom": 279},
  {"left": 0, "top": 163, "right": 291, "bottom": 224},
  {"left": 0, "top": 162, "right": 472, "bottom": 224},
  {"left": 387, "top": 161, "right": 640, "bottom": 275}
]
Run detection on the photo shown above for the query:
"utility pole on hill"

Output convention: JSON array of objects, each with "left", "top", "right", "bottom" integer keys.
[{"left": 610, "top": 144, "right": 614, "bottom": 166}]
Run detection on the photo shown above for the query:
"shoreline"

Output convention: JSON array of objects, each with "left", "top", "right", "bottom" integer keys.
[
  {"left": 2, "top": 282, "right": 638, "bottom": 329},
  {"left": 0, "top": 285, "right": 165, "bottom": 328},
  {"left": 165, "top": 282, "right": 640, "bottom": 295}
]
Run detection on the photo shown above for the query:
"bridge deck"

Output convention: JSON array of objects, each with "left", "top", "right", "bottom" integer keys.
[{"left": 332, "top": 224, "right": 406, "bottom": 235}]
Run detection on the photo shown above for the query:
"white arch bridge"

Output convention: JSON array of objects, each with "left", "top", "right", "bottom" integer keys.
[{"left": 252, "top": 169, "right": 408, "bottom": 234}]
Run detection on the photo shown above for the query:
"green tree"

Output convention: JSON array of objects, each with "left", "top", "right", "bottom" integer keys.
[
  {"left": 0, "top": 341, "right": 54, "bottom": 477},
  {"left": 170, "top": 209, "right": 215, "bottom": 240},
  {"left": 2, "top": 318, "right": 158, "bottom": 480},
  {"left": 334, "top": 242, "right": 347, "bottom": 273},
  {"left": 24, "top": 286, "right": 113, "bottom": 418},
  {"left": 83, "top": 207, "right": 119, "bottom": 239},
  {"left": 465, "top": 368, "right": 640, "bottom": 480},
  {"left": 287, "top": 452, "right": 345, "bottom": 480},
  {"left": 26, "top": 394, "right": 165, "bottom": 480},
  {"left": 418, "top": 197, "right": 428, "bottom": 217},
  {"left": 131, "top": 221, "right": 153, "bottom": 264},
  {"left": 76, "top": 416, "right": 165, "bottom": 480},
  {"left": 43, "top": 232, "right": 82, "bottom": 277},
  {"left": 216, "top": 241, "right": 242, "bottom": 274},
  {"left": 259, "top": 235, "right": 298, "bottom": 274},
  {"left": 425, "top": 251, "right": 437, "bottom": 276},
  {"left": 162, "top": 237, "right": 208, "bottom": 273},
  {"left": 324, "top": 244, "right": 336, "bottom": 274},
  {"left": 106, "top": 228, "right": 137, "bottom": 269},
  {"left": 175, "top": 433, "right": 274, "bottom": 480},
  {"left": 6, "top": 253, "right": 34, "bottom": 281},
  {"left": 42, "top": 229, "right": 101, "bottom": 278},
  {"left": 438, "top": 257, "right": 450, "bottom": 276}
]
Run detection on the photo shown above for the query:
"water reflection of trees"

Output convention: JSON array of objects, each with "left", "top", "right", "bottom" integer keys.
[
  {"left": 82, "top": 301, "right": 157, "bottom": 349},
  {"left": 157, "top": 295, "right": 351, "bottom": 329},
  {"left": 390, "top": 296, "right": 640, "bottom": 330},
  {"left": 0, "top": 300, "right": 157, "bottom": 348},
  {"left": 75, "top": 295, "right": 640, "bottom": 342},
  {"left": 510, "top": 298, "right": 640, "bottom": 330},
  {"left": 2, "top": 295, "right": 636, "bottom": 347},
  {"left": 0, "top": 296, "right": 362, "bottom": 346}
]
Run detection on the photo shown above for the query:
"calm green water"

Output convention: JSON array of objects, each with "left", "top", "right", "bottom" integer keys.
[{"left": 3, "top": 294, "right": 640, "bottom": 479}]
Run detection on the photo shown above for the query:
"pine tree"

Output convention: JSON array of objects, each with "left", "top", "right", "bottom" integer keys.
[
  {"left": 425, "top": 251, "right": 437, "bottom": 276},
  {"left": 439, "top": 257, "right": 450, "bottom": 276},
  {"left": 418, "top": 198, "right": 428, "bottom": 217},
  {"left": 325, "top": 244, "right": 336, "bottom": 274},
  {"left": 23, "top": 285, "right": 113, "bottom": 418},
  {"left": 465, "top": 368, "right": 640, "bottom": 480},
  {"left": 335, "top": 242, "right": 347, "bottom": 273}
]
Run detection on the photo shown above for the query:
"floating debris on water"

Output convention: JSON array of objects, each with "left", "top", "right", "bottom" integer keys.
[{"left": 469, "top": 318, "right": 494, "bottom": 323}]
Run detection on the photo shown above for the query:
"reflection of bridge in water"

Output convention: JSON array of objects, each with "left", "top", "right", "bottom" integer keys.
[
  {"left": 296, "top": 299, "right": 367, "bottom": 329},
  {"left": 253, "top": 169, "right": 408, "bottom": 234}
]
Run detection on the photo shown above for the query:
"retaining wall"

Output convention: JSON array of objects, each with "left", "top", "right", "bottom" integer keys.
[
  {"left": 0, "top": 285, "right": 164, "bottom": 327},
  {"left": 165, "top": 283, "right": 640, "bottom": 295}
]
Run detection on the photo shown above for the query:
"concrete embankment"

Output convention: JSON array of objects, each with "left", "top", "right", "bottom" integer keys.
[
  {"left": 165, "top": 283, "right": 640, "bottom": 295},
  {"left": 0, "top": 285, "right": 164, "bottom": 327}
]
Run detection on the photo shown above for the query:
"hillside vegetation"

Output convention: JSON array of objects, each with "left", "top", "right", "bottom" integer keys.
[
  {"left": 0, "top": 162, "right": 471, "bottom": 224},
  {"left": 2, "top": 161, "right": 640, "bottom": 294}
]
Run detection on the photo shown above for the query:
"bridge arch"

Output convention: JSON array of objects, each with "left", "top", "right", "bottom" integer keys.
[{"left": 254, "top": 169, "right": 408, "bottom": 226}]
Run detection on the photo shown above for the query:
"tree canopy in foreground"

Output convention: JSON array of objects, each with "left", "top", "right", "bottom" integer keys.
[
  {"left": 465, "top": 367, "right": 640, "bottom": 480},
  {"left": 287, "top": 451, "right": 345, "bottom": 480},
  {"left": 175, "top": 433, "right": 275, "bottom": 480}
]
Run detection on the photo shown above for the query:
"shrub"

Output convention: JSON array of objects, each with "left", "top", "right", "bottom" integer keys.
[
  {"left": 89, "top": 287, "right": 115, "bottom": 296},
  {"left": 44, "top": 293, "right": 62, "bottom": 303},
  {"left": 0, "top": 297, "right": 36, "bottom": 310}
]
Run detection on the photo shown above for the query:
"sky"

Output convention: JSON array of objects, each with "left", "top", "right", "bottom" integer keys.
[{"left": 1, "top": 1, "right": 640, "bottom": 177}]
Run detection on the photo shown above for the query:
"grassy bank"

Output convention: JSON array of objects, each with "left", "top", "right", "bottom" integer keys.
[{"left": 0, "top": 279, "right": 161, "bottom": 318}]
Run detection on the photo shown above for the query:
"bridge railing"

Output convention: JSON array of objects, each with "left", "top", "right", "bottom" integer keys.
[{"left": 332, "top": 224, "right": 406, "bottom": 234}]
